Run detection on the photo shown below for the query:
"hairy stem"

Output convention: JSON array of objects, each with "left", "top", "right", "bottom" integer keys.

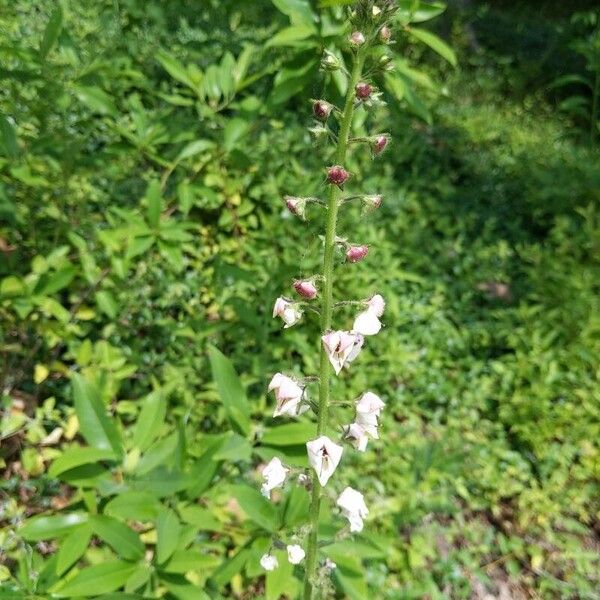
[{"left": 303, "top": 50, "right": 365, "bottom": 600}]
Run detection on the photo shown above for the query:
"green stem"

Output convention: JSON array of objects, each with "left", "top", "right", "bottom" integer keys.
[{"left": 302, "top": 50, "right": 365, "bottom": 600}]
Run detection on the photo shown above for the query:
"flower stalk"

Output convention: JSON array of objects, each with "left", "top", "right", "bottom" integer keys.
[{"left": 303, "top": 49, "right": 366, "bottom": 600}]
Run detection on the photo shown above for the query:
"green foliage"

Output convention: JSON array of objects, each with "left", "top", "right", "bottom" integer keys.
[{"left": 0, "top": 0, "right": 599, "bottom": 598}]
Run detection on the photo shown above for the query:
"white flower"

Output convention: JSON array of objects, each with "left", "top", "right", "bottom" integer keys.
[
  {"left": 260, "top": 553, "right": 278, "bottom": 571},
  {"left": 273, "top": 297, "right": 302, "bottom": 328},
  {"left": 353, "top": 294, "right": 385, "bottom": 336},
  {"left": 268, "top": 373, "right": 306, "bottom": 417},
  {"left": 261, "top": 457, "right": 289, "bottom": 499},
  {"left": 343, "top": 422, "right": 369, "bottom": 452},
  {"left": 287, "top": 544, "right": 305, "bottom": 564},
  {"left": 306, "top": 436, "right": 344, "bottom": 486},
  {"left": 321, "top": 331, "right": 364, "bottom": 375},
  {"left": 355, "top": 391, "right": 385, "bottom": 438},
  {"left": 336, "top": 487, "right": 369, "bottom": 533}
]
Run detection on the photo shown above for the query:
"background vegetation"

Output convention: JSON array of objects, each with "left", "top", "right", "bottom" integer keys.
[{"left": 0, "top": 0, "right": 599, "bottom": 598}]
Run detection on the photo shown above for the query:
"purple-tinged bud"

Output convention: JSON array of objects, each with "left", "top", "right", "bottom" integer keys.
[
  {"left": 373, "top": 134, "right": 389, "bottom": 155},
  {"left": 355, "top": 82, "right": 373, "bottom": 101},
  {"left": 313, "top": 100, "right": 332, "bottom": 121},
  {"left": 327, "top": 165, "right": 350, "bottom": 187},
  {"left": 346, "top": 245, "right": 369, "bottom": 263},
  {"left": 379, "top": 26, "right": 391, "bottom": 42},
  {"left": 284, "top": 196, "right": 307, "bottom": 219},
  {"left": 293, "top": 280, "right": 318, "bottom": 299},
  {"left": 364, "top": 194, "right": 382, "bottom": 210},
  {"left": 350, "top": 31, "right": 365, "bottom": 46}
]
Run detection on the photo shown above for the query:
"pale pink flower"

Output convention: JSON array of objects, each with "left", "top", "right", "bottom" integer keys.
[
  {"left": 344, "top": 422, "right": 369, "bottom": 452},
  {"left": 379, "top": 26, "right": 391, "bottom": 42},
  {"left": 336, "top": 487, "right": 369, "bottom": 532},
  {"left": 272, "top": 297, "right": 302, "bottom": 328},
  {"left": 355, "top": 391, "right": 385, "bottom": 438},
  {"left": 261, "top": 457, "right": 289, "bottom": 499},
  {"left": 268, "top": 373, "right": 306, "bottom": 417},
  {"left": 306, "top": 435, "right": 343, "bottom": 486},
  {"left": 321, "top": 330, "right": 364, "bottom": 374},
  {"left": 353, "top": 294, "right": 385, "bottom": 335},
  {"left": 293, "top": 280, "right": 318, "bottom": 299}
]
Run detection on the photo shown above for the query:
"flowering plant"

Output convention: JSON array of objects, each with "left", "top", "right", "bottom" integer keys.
[{"left": 262, "top": 2, "right": 397, "bottom": 598}]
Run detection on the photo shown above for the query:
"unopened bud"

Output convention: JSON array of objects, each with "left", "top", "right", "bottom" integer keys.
[
  {"left": 355, "top": 82, "right": 373, "bottom": 100},
  {"left": 350, "top": 31, "right": 365, "bottom": 46},
  {"left": 346, "top": 245, "right": 369, "bottom": 263},
  {"left": 293, "top": 279, "right": 318, "bottom": 299},
  {"left": 313, "top": 100, "right": 332, "bottom": 121},
  {"left": 364, "top": 194, "right": 382, "bottom": 210},
  {"left": 379, "top": 26, "right": 391, "bottom": 42},
  {"left": 284, "top": 196, "right": 307, "bottom": 219},
  {"left": 379, "top": 54, "right": 393, "bottom": 70},
  {"left": 373, "top": 134, "right": 389, "bottom": 155},
  {"left": 372, "top": 5, "right": 382, "bottom": 17},
  {"left": 309, "top": 124, "right": 328, "bottom": 142},
  {"left": 327, "top": 165, "right": 350, "bottom": 187},
  {"left": 321, "top": 50, "right": 340, "bottom": 71}
]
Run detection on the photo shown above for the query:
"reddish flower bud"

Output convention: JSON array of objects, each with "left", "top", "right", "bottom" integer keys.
[
  {"left": 355, "top": 82, "right": 373, "bottom": 101},
  {"left": 373, "top": 134, "right": 389, "bottom": 155},
  {"left": 293, "top": 280, "right": 318, "bottom": 299},
  {"left": 313, "top": 100, "right": 332, "bottom": 121},
  {"left": 350, "top": 31, "right": 365, "bottom": 46},
  {"left": 346, "top": 245, "right": 369, "bottom": 263},
  {"left": 284, "top": 196, "right": 307, "bottom": 218},
  {"left": 379, "top": 26, "right": 391, "bottom": 42},
  {"left": 364, "top": 194, "right": 382, "bottom": 210},
  {"left": 327, "top": 165, "right": 350, "bottom": 187}
]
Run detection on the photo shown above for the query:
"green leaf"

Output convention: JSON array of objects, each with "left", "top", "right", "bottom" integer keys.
[
  {"left": 96, "top": 290, "right": 118, "bottom": 319},
  {"left": 156, "top": 508, "right": 181, "bottom": 564},
  {"left": 407, "top": 27, "right": 457, "bottom": 67},
  {"left": 270, "top": 0, "right": 315, "bottom": 26},
  {"left": 0, "top": 114, "right": 18, "bottom": 157},
  {"left": 104, "top": 492, "right": 162, "bottom": 522},
  {"left": 73, "top": 85, "right": 118, "bottom": 116},
  {"left": 37, "top": 265, "right": 77, "bottom": 295},
  {"left": 132, "top": 391, "right": 166, "bottom": 452},
  {"left": 212, "top": 432, "right": 252, "bottom": 462},
  {"left": 156, "top": 50, "right": 196, "bottom": 90},
  {"left": 162, "top": 549, "right": 221, "bottom": 574},
  {"left": 207, "top": 345, "right": 250, "bottom": 435},
  {"left": 49, "top": 446, "right": 116, "bottom": 478},
  {"left": 90, "top": 515, "right": 145, "bottom": 561},
  {"left": 39, "top": 6, "right": 63, "bottom": 58},
  {"left": 265, "top": 25, "right": 316, "bottom": 48},
  {"left": 398, "top": 0, "right": 446, "bottom": 23},
  {"left": 71, "top": 374, "right": 124, "bottom": 458},
  {"left": 20, "top": 513, "right": 89, "bottom": 541},
  {"left": 175, "top": 139, "right": 214, "bottom": 162},
  {"left": 145, "top": 180, "right": 162, "bottom": 228},
  {"left": 282, "top": 486, "right": 310, "bottom": 527},
  {"left": 53, "top": 561, "right": 138, "bottom": 597},
  {"left": 56, "top": 524, "right": 92, "bottom": 575},
  {"left": 262, "top": 422, "right": 315, "bottom": 446},
  {"left": 223, "top": 118, "right": 250, "bottom": 153},
  {"left": 266, "top": 552, "right": 295, "bottom": 600},
  {"left": 232, "top": 485, "right": 278, "bottom": 532}
]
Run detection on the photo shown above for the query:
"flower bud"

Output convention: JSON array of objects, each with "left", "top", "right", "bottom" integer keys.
[
  {"left": 321, "top": 50, "right": 340, "bottom": 71},
  {"left": 379, "top": 26, "right": 391, "bottom": 42},
  {"left": 364, "top": 194, "right": 382, "bottom": 210},
  {"left": 379, "top": 54, "right": 393, "bottom": 70},
  {"left": 355, "top": 82, "right": 373, "bottom": 101},
  {"left": 309, "top": 124, "right": 328, "bottom": 143},
  {"left": 373, "top": 134, "right": 389, "bottom": 155},
  {"left": 313, "top": 100, "right": 332, "bottom": 121},
  {"left": 284, "top": 195, "right": 307, "bottom": 219},
  {"left": 327, "top": 165, "right": 350, "bottom": 187},
  {"left": 350, "top": 31, "right": 365, "bottom": 46},
  {"left": 293, "top": 279, "right": 318, "bottom": 299},
  {"left": 346, "top": 245, "right": 369, "bottom": 263}
]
